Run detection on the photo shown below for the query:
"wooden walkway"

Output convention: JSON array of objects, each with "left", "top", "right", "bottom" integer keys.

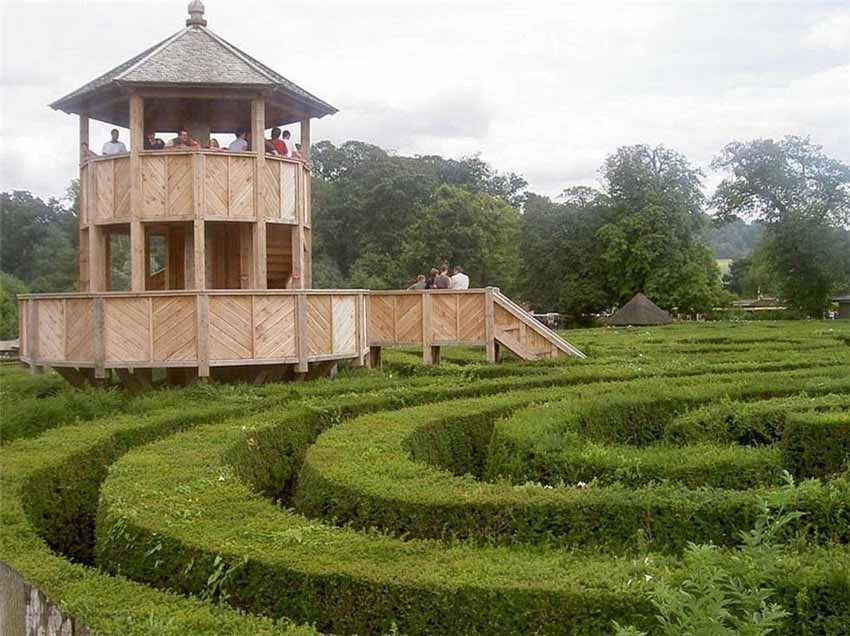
[{"left": 18, "top": 288, "right": 584, "bottom": 385}]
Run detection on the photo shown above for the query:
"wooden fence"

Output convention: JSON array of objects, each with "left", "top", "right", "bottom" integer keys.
[{"left": 79, "top": 152, "right": 309, "bottom": 225}]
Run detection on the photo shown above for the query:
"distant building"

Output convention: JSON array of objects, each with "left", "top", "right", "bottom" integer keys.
[
  {"left": 834, "top": 295, "right": 850, "bottom": 320},
  {"left": 606, "top": 293, "right": 672, "bottom": 326},
  {"left": 731, "top": 297, "right": 786, "bottom": 312}
]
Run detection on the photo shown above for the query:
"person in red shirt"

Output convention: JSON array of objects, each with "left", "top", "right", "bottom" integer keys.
[{"left": 269, "top": 127, "right": 286, "bottom": 155}]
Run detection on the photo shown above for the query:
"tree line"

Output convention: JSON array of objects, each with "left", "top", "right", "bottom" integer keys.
[{"left": 2, "top": 135, "right": 849, "bottom": 338}]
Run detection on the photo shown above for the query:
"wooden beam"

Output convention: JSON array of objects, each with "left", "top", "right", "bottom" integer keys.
[
  {"left": 54, "top": 367, "right": 89, "bottom": 388},
  {"left": 27, "top": 300, "right": 40, "bottom": 375},
  {"left": 129, "top": 94, "right": 145, "bottom": 291},
  {"left": 295, "top": 292, "right": 308, "bottom": 373},
  {"left": 422, "top": 292, "right": 433, "bottom": 365},
  {"left": 93, "top": 296, "right": 106, "bottom": 379},
  {"left": 193, "top": 154, "right": 206, "bottom": 290},
  {"left": 300, "top": 118, "right": 311, "bottom": 160},
  {"left": 369, "top": 345, "right": 383, "bottom": 371},
  {"left": 79, "top": 114, "right": 89, "bottom": 169},
  {"left": 196, "top": 293, "right": 210, "bottom": 377},
  {"left": 252, "top": 97, "right": 268, "bottom": 289},
  {"left": 485, "top": 287, "right": 496, "bottom": 363}
]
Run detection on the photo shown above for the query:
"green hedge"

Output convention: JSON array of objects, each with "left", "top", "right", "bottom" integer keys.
[
  {"left": 94, "top": 387, "right": 850, "bottom": 636},
  {"left": 295, "top": 368, "right": 850, "bottom": 553}
]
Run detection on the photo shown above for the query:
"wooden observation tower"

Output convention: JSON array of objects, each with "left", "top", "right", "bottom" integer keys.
[{"left": 18, "top": 2, "right": 584, "bottom": 388}]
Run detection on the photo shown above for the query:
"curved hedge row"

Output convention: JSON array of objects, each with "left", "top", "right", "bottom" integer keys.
[
  {"left": 94, "top": 363, "right": 850, "bottom": 635},
  {"left": 2, "top": 321, "right": 849, "bottom": 636}
]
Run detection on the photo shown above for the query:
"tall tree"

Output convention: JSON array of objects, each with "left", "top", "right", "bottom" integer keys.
[{"left": 711, "top": 136, "right": 850, "bottom": 315}]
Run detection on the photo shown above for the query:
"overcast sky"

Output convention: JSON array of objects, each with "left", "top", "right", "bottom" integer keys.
[{"left": 1, "top": 0, "right": 848, "bottom": 202}]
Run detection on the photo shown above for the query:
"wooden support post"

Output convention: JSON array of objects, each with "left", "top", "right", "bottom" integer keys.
[
  {"left": 93, "top": 296, "right": 106, "bottom": 379},
  {"left": 352, "top": 292, "right": 367, "bottom": 367},
  {"left": 369, "top": 345, "right": 383, "bottom": 371},
  {"left": 485, "top": 287, "right": 497, "bottom": 363},
  {"left": 54, "top": 367, "right": 89, "bottom": 388},
  {"left": 295, "top": 292, "right": 309, "bottom": 373},
  {"left": 430, "top": 345, "right": 441, "bottom": 365},
  {"left": 88, "top": 225, "right": 102, "bottom": 291},
  {"left": 193, "top": 153, "right": 206, "bottom": 290},
  {"left": 79, "top": 115, "right": 90, "bottom": 291},
  {"left": 290, "top": 225, "right": 305, "bottom": 289},
  {"left": 300, "top": 118, "right": 311, "bottom": 160},
  {"left": 116, "top": 368, "right": 147, "bottom": 393},
  {"left": 494, "top": 341, "right": 501, "bottom": 364},
  {"left": 252, "top": 97, "right": 267, "bottom": 289},
  {"left": 196, "top": 293, "right": 209, "bottom": 378},
  {"left": 129, "top": 94, "right": 145, "bottom": 291},
  {"left": 422, "top": 292, "right": 433, "bottom": 365},
  {"left": 27, "top": 299, "right": 40, "bottom": 375}
]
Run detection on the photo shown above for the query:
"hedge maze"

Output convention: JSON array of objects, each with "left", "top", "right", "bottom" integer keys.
[{"left": 2, "top": 321, "right": 849, "bottom": 635}]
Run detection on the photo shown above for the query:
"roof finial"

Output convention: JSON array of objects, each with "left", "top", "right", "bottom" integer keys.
[{"left": 186, "top": 0, "right": 207, "bottom": 27}]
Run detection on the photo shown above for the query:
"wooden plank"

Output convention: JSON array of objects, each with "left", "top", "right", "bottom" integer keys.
[
  {"left": 66, "top": 298, "right": 95, "bottom": 361},
  {"left": 193, "top": 153, "right": 205, "bottom": 290},
  {"left": 113, "top": 157, "right": 131, "bottom": 219},
  {"left": 208, "top": 295, "right": 252, "bottom": 360},
  {"left": 280, "top": 162, "right": 297, "bottom": 222},
  {"left": 204, "top": 153, "right": 228, "bottom": 215},
  {"left": 88, "top": 225, "right": 102, "bottom": 291},
  {"left": 37, "top": 299, "right": 64, "bottom": 361},
  {"left": 93, "top": 296, "right": 106, "bottom": 378},
  {"left": 129, "top": 94, "right": 145, "bottom": 292},
  {"left": 166, "top": 154, "right": 194, "bottom": 216},
  {"left": 295, "top": 293, "right": 308, "bottom": 372},
  {"left": 229, "top": 156, "right": 255, "bottom": 217},
  {"left": 485, "top": 288, "right": 496, "bottom": 363},
  {"left": 300, "top": 118, "right": 311, "bottom": 160},
  {"left": 253, "top": 97, "right": 267, "bottom": 289},
  {"left": 332, "top": 295, "right": 357, "bottom": 355},
  {"left": 422, "top": 292, "right": 433, "bottom": 365},
  {"left": 153, "top": 296, "right": 197, "bottom": 361},
  {"left": 27, "top": 300, "right": 39, "bottom": 373},
  {"left": 104, "top": 298, "right": 151, "bottom": 363},
  {"left": 141, "top": 155, "right": 167, "bottom": 217},
  {"left": 254, "top": 295, "right": 296, "bottom": 359},
  {"left": 196, "top": 293, "right": 209, "bottom": 377},
  {"left": 307, "top": 295, "right": 332, "bottom": 355}
]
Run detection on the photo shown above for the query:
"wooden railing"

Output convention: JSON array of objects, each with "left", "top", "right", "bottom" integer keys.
[
  {"left": 18, "top": 290, "right": 367, "bottom": 377},
  {"left": 79, "top": 152, "right": 310, "bottom": 226}
]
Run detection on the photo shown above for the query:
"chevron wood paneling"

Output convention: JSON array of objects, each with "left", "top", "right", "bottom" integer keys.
[
  {"left": 152, "top": 297, "right": 197, "bottom": 361},
  {"left": 229, "top": 156, "right": 254, "bottom": 217},
  {"left": 104, "top": 298, "right": 151, "bottom": 363},
  {"left": 332, "top": 296, "right": 357, "bottom": 354},
  {"left": 307, "top": 295, "right": 332, "bottom": 355},
  {"left": 395, "top": 295, "right": 423, "bottom": 343},
  {"left": 280, "top": 162, "right": 297, "bottom": 222},
  {"left": 263, "top": 161, "right": 281, "bottom": 219},
  {"left": 113, "top": 156, "right": 130, "bottom": 219},
  {"left": 141, "top": 155, "right": 167, "bottom": 217},
  {"left": 37, "top": 300, "right": 65, "bottom": 361},
  {"left": 459, "top": 294, "right": 485, "bottom": 341},
  {"left": 205, "top": 154, "right": 228, "bottom": 215},
  {"left": 167, "top": 155, "right": 193, "bottom": 216},
  {"left": 432, "top": 294, "right": 458, "bottom": 342},
  {"left": 65, "top": 299, "right": 94, "bottom": 361},
  {"left": 254, "top": 296, "right": 296, "bottom": 359},
  {"left": 368, "top": 295, "right": 394, "bottom": 342},
  {"left": 95, "top": 161, "right": 113, "bottom": 221},
  {"left": 209, "top": 295, "right": 252, "bottom": 360}
]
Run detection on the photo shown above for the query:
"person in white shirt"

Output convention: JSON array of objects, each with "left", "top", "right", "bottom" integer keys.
[
  {"left": 101, "top": 129, "right": 127, "bottom": 155},
  {"left": 228, "top": 128, "right": 249, "bottom": 152},
  {"left": 450, "top": 266, "right": 470, "bottom": 290}
]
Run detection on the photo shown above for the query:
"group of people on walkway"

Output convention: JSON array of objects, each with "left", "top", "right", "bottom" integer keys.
[
  {"left": 89, "top": 127, "right": 303, "bottom": 160},
  {"left": 408, "top": 265, "right": 469, "bottom": 290}
]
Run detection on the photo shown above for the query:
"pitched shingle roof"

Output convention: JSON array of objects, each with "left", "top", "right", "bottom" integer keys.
[
  {"left": 50, "top": 10, "right": 336, "bottom": 119},
  {"left": 606, "top": 293, "right": 673, "bottom": 326}
]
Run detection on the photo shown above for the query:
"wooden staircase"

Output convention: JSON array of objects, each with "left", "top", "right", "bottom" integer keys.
[{"left": 492, "top": 290, "right": 585, "bottom": 360}]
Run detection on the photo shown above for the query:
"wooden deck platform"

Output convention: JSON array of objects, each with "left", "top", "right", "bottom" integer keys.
[{"left": 17, "top": 288, "right": 584, "bottom": 385}]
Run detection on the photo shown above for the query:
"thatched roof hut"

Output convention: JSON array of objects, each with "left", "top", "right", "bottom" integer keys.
[{"left": 606, "top": 293, "right": 672, "bottom": 326}]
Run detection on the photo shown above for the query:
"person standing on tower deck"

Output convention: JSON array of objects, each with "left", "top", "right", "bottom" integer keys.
[
  {"left": 168, "top": 129, "right": 200, "bottom": 149},
  {"left": 229, "top": 128, "right": 249, "bottom": 152},
  {"left": 434, "top": 266, "right": 452, "bottom": 289},
  {"left": 102, "top": 129, "right": 127, "bottom": 155},
  {"left": 450, "top": 266, "right": 469, "bottom": 290},
  {"left": 269, "top": 127, "right": 286, "bottom": 155}
]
